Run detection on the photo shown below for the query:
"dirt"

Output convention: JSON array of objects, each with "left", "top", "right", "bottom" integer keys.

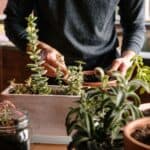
[
  {"left": 131, "top": 125, "right": 150, "bottom": 145},
  {"left": 143, "top": 109, "right": 150, "bottom": 117},
  {"left": 84, "top": 74, "right": 100, "bottom": 82}
]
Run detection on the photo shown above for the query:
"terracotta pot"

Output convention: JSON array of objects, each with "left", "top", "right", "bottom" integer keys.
[
  {"left": 83, "top": 70, "right": 116, "bottom": 87},
  {"left": 124, "top": 117, "right": 150, "bottom": 150}
]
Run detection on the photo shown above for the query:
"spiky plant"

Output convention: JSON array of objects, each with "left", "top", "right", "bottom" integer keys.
[
  {"left": 66, "top": 71, "right": 150, "bottom": 150},
  {"left": 10, "top": 14, "right": 51, "bottom": 94}
]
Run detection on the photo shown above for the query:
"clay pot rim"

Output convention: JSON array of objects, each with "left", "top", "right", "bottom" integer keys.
[
  {"left": 124, "top": 117, "right": 150, "bottom": 149},
  {"left": 83, "top": 80, "right": 116, "bottom": 87},
  {"left": 83, "top": 70, "right": 116, "bottom": 87},
  {"left": 83, "top": 70, "right": 96, "bottom": 75}
]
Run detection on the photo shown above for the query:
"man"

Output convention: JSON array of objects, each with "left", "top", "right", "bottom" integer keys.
[{"left": 4, "top": 0, "right": 145, "bottom": 77}]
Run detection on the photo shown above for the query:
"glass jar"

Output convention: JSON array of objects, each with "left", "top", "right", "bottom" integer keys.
[{"left": 0, "top": 111, "right": 30, "bottom": 150}]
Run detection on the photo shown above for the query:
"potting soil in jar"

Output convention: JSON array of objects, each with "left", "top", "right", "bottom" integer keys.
[{"left": 0, "top": 111, "right": 30, "bottom": 150}]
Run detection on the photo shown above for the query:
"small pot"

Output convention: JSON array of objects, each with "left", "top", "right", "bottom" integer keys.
[
  {"left": 83, "top": 70, "right": 116, "bottom": 87},
  {"left": 124, "top": 117, "right": 150, "bottom": 150},
  {"left": 0, "top": 110, "right": 30, "bottom": 150}
]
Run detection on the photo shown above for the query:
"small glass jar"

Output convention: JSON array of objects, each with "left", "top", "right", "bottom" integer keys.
[{"left": 0, "top": 111, "right": 30, "bottom": 150}]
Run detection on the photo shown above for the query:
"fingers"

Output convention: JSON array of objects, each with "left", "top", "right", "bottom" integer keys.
[
  {"left": 119, "top": 63, "right": 129, "bottom": 76},
  {"left": 43, "top": 63, "right": 57, "bottom": 77},
  {"left": 110, "top": 59, "right": 122, "bottom": 72},
  {"left": 37, "top": 41, "right": 68, "bottom": 77},
  {"left": 46, "top": 52, "right": 68, "bottom": 76},
  {"left": 108, "top": 57, "right": 132, "bottom": 76},
  {"left": 43, "top": 62, "right": 68, "bottom": 78}
]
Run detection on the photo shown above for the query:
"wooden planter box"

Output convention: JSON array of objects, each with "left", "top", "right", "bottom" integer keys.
[{"left": 1, "top": 85, "right": 80, "bottom": 144}]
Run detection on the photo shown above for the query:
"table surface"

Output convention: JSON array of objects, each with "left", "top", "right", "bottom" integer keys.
[{"left": 31, "top": 144, "right": 67, "bottom": 150}]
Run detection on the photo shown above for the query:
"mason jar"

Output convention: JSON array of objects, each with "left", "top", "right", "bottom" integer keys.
[{"left": 0, "top": 111, "right": 30, "bottom": 150}]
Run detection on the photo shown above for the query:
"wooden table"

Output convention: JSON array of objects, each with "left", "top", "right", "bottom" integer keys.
[{"left": 31, "top": 144, "right": 67, "bottom": 150}]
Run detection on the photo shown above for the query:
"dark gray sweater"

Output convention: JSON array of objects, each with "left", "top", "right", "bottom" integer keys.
[{"left": 4, "top": 0, "right": 145, "bottom": 69}]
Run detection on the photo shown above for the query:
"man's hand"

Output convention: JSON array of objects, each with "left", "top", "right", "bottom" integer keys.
[
  {"left": 108, "top": 50, "right": 136, "bottom": 76},
  {"left": 37, "top": 41, "right": 68, "bottom": 77}
]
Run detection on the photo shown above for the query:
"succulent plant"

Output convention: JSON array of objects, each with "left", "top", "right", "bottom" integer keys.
[
  {"left": 9, "top": 14, "right": 51, "bottom": 94},
  {"left": 0, "top": 101, "right": 23, "bottom": 127},
  {"left": 65, "top": 61, "right": 84, "bottom": 96},
  {"left": 66, "top": 71, "right": 150, "bottom": 150},
  {"left": 126, "top": 55, "right": 150, "bottom": 94}
]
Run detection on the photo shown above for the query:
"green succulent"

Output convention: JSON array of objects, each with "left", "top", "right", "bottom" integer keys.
[
  {"left": 9, "top": 14, "right": 51, "bottom": 95},
  {"left": 126, "top": 55, "right": 150, "bottom": 94},
  {"left": 66, "top": 71, "right": 150, "bottom": 150},
  {"left": 65, "top": 61, "right": 84, "bottom": 96}
]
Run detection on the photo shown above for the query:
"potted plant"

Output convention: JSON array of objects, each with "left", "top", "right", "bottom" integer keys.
[
  {"left": 124, "top": 117, "right": 150, "bottom": 150},
  {"left": 83, "top": 67, "right": 116, "bottom": 87},
  {"left": 126, "top": 55, "right": 150, "bottom": 103},
  {"left": 0, "top": 100, "right": 30, "bottom": 150},
  {"left": 65, "top": 72, "right": 150, "bottom": 150},
  {"left": 1, "top": 14, "right": 84, "bottom": 142}
]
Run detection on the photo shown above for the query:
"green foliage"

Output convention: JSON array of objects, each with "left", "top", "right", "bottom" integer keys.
[
  {"left": 126, "top": 55, "right": 150, "bottom": 83},
  {"left": 126, "top": 55, "right": 150, "bottom": 94},
  {"left": 66, "top": 71, "right": 149, "bottom": 150},
  {"left": 0, "top": 101, "right": 17, "bottom": 127},
  {"left": 64, "top": 61, "right": 84, "bottom": 96},
  {"left": 25, "top": 14, "right": 51, "bottom": 94},
  {"left": 9, "top": 14, "right": 51, "bottom": 95},
  {"left": 10, "top": 16, "right": 84, "bottom": 96},
  {"left": 94, "top": 67, "right": 110, "bottom": 88}
]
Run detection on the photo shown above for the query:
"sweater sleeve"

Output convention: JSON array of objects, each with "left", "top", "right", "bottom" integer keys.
[
  {"left": 118, "top": 0, "right": 145, "bottom": 54},
  {"left": 4, "top": 0, "right": 34, "bottom": 51}
]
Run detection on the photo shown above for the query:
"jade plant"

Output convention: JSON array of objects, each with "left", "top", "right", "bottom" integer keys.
[{"left": 65, "top": 71, "right": 150, "bottom": 150}]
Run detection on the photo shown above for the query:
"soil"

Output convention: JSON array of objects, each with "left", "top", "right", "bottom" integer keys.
[
  {"left": 84, "top": 73, "right": 100, "bottom": 82},
  {"left": 142, "top": 109, "right": 150, "bottom": 117},
  {"left": 0, "top": 129, "right": 30, "bottom": 150},
  {"left": 83, "top": 72, "right": 115, "bottom": 83},
  {"left": 131, "top": 125, "right": 150, "bottom": 145}
]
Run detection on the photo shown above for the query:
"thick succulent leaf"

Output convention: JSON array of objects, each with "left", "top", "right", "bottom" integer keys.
[
  {"left": 129, "top": 79, "right": 150, "bottom": 93},
  {"left": 116, "top": 91, "right": 126, "bottom": 108},
  {"left": 126, "top": 92, "right": 141, "bottom": 106},
  {"left": 66, "top": 107, "right": 80, "bottom": 127},
  {"left": 72, "top": 135, "right": 90, "bottom": 147}
]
